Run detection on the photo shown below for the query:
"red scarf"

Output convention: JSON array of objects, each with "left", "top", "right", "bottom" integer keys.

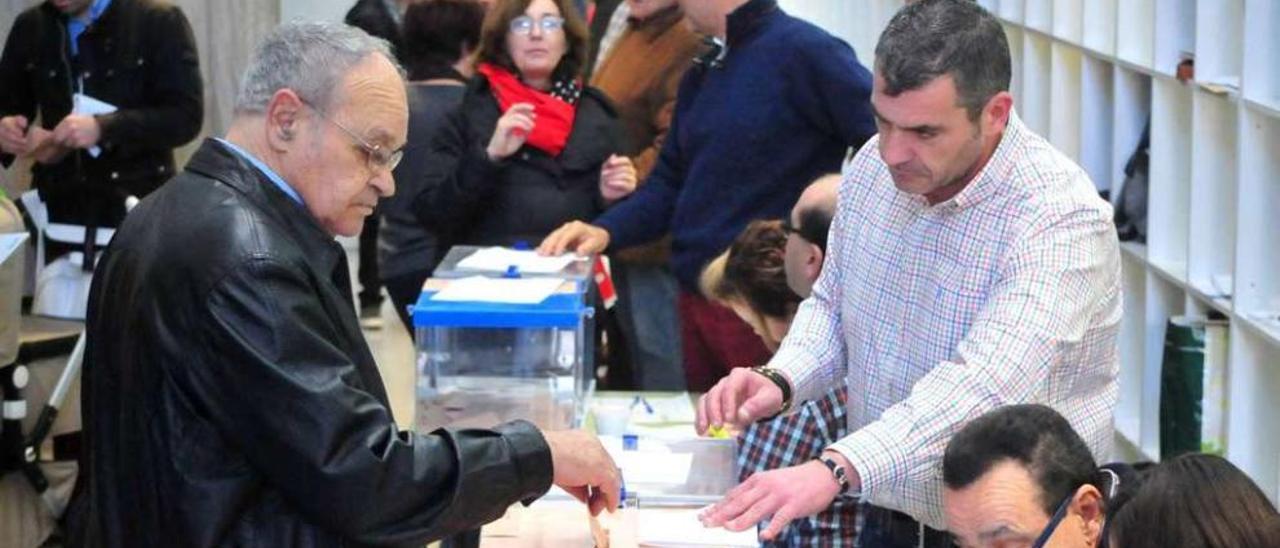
[{"left": 478, "top": 63, "right": 578, "bottom": 157}]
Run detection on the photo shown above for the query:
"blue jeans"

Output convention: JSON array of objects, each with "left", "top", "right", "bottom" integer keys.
[{"left": 614, "top": 262, "right": 684, "bottom": 390}]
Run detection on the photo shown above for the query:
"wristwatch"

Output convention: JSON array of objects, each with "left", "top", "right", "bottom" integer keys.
[
  {"left": 749, "top": 366, "right": 793, "bottom": 419},
  {"left": 819, "top": 455, "right": 852, "bottom": 494}
]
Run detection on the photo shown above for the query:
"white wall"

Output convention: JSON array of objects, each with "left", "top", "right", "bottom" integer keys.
[{"left": 281, "top": 0, "right": 352, "bottom": 23}]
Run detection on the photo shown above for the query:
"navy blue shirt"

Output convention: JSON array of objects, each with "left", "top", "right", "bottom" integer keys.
[{"left": 594, "top": 0, "right": 875, "bottom": 291}]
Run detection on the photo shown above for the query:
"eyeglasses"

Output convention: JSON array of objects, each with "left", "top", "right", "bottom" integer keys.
[
  {"left": 509, "top": 15, "right": 565, "bottom": 35},
  {"left": 781, "top": 217, "right": 803, "bottom": 238},
  {"left": 1030, "top": 493, "right": 1074, "bottom": 548},
  {"left": 303, "top": 102, "right": 404, "bottom": 173}
]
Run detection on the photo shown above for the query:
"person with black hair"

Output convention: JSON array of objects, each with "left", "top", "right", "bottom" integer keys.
[
  {"left": 693, "top": 1, "right": 1121, "bottom": 544},
  {"left": 379, "top": 0, "right": 486, "bottom": 331},
  {"left": 1107, "top": 453, "right": 1280, "bottom": 548},
  {"left": 942, "top": 404, "right": 1108, "bottom": 548}
]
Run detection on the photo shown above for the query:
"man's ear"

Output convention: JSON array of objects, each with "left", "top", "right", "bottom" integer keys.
[
  {"left": 265, "top": 89, "right": 306, "bottom": 152},
  {"left": 804, "top": 245, "right": 825, "bottom": 283},
  {"left": 1072, "top": 484, "right": 1106, "bottom": 545},
  {"left": 982, "top": 91, "right": 1014, "bottom": 135}
]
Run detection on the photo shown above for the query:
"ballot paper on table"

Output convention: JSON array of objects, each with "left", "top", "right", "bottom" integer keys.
[
  {"left": 456, "top": 246, "right": 579, "bottom": 275},
  {"left": 637, "top": 507, "right": 758, "bottom": 547},
  {"left": 0, "top": 233, "right": 29, "bottom": 264},
  {"left": 429, "top": 275, "right": 564, "bottom": 305},
  {"left": 73, "top": 93, "right": 118, "bottom": 158}
]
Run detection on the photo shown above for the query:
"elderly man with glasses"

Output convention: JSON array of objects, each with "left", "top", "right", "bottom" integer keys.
[{"left": 71, "top": 22, "right": 621, "bottom": 548}]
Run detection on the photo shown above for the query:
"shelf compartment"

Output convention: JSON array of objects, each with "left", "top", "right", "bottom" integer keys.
[
  {"left": 1116, "top": 0, "right": 1155, "bottom": 69},
  {"left": 1147, "top": 77, "right": 1193, "bottom": 279},
  {"left": 1082, "top": 0, "right": 1117, "bottom": 55},
  {"left": 1242, "top": 0, "right": 1280, "bottom": 112},
  {"left": 1234, "top": 107, "right": 1280, "bottom": 326},
  {"left": 1081, "top": 53, "right": 1115, "bottom": 193},
  {"left": 1186, "top": 90, "right": 1238, "bottom": 307},
  {"left": 1194, "top": 0, "right": 1244, "bottom": 92},
  {"left": 1020, "top": 32, "right": 1053, "bottom": 136},
  {"left": 1110, "top": 66, "right": 1153, "bottom": 211},
  {"left": 1140, "top": 274, "right": 1187, "bottom": 460},
  {"left": 1153, "top": 0, "right": 1196, "bottom": 77},
  {"left": 1225, "top": 326, "right": 1280, "bottom": 503},
  {"left": 1049, "top": 43, "right": 1083, "bottom": 161}
]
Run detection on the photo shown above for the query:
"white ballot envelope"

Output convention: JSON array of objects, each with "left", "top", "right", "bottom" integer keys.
[{"left": 73, "top": 93, "right": 118, "bottom": 158}]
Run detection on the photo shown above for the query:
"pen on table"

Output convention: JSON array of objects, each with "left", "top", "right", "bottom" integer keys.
[{"left": 630, "top": 395, "right": 654, "bottom": 415}]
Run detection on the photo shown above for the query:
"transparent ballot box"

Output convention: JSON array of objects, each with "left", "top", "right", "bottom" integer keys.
[{"left": 412, "top": 277, "right": 593, "bottom": 434}]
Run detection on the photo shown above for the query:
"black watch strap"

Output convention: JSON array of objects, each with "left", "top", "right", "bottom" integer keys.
[
  {"left": 819, "top": 455, "right": 851, "bottom": 494},
  {"left": 750, "top": 366, "right": 793, "bottom": 420}
]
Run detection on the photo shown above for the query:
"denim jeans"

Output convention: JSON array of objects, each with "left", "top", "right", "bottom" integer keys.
[{"left": 613, "top": 262, "right": 685, "bottom": 390}]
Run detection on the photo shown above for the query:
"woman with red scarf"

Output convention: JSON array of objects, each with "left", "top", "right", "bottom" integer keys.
[{"left": 415, "top": 0, "right": 636, "bottom": 251}]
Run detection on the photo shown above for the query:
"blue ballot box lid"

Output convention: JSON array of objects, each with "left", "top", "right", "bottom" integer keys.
[{"left": 412, "top": 283, "right": 588, "bottom": 329}]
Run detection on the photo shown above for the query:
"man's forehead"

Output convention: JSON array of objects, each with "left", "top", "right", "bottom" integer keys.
[{"left": 871, "top": 73, "right": 965, "bottom": 121}]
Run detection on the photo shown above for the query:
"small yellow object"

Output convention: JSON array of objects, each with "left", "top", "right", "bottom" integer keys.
[{"left": 706, "top": 424, "right": 730, "bottom": 439}]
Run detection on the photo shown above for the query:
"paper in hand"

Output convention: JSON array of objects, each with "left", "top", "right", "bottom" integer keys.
[{"left": 73, "top": 93, "right": 118, "bottom": 158}]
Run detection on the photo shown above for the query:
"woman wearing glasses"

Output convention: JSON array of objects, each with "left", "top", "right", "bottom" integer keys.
[{"left": 415, "top": 0, "right": 635, "bottom": 252}]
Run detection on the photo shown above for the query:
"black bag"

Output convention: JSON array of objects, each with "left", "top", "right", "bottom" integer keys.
[{"left": 1114, "top": 121, "right": 1151, "bottom": 243}]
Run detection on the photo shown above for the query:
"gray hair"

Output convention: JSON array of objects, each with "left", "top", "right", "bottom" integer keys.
[
  {"left": 875, "top": 0, "right": 1010, "bottom": 120},
  {"left": 235, "top": 21, "right": 403, "bottom": 115}
]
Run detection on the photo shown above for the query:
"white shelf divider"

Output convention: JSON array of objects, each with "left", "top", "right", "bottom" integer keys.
[
  {"left": 1186, "top": 90, "right": 1238, "bottom": 307},
  {"left": 1021, "top": 33, "right": 1053, "bottom": 137},
  {"left": 1242, "top": 0, "right": 1280, "bottom": 111},
  {"left": 1081, "top": 54, "right": 1115, "bottom": 193},
  {"left": 1050, "top": 44, "right": 1083, "bottom": 161},
  {"left": 1116, "top": 0, "right": 1155, "bottom": 69},
  {"left": 1082, "top": 0, "right": 1117, "bottom": 56},
  {"left": 1147, "top": 77, "right": 1192, "bottom": 282},
  {"left": 1153, "top": 0, "right": 1196, "bottom": 77},
  {"left": 1194, "top": 0, "right": 1243, "bottom": 90}
]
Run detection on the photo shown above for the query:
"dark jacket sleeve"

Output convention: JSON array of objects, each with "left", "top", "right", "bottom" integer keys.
[
  {"left": 593, "top": 77, "right": 689, "bottom": 250},
  {"left": 0, "top": 11, "right": 38, "bottom": 168},
  {"left": 785, "top": 33, "right": 876, "bottom": 152},
  {"left": 190, "top": 256, "right": 553, "bottom": 545},
  {"left": 412, "top": 101, "right": 505, "bottom": 237},
  {"left": 95, "top": 5, "right": 203, "bottom": 152}
]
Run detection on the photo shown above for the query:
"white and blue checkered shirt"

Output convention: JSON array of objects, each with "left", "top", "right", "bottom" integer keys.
[{"left": 772, "top": 112, "right": 1122, "bottom": 530}]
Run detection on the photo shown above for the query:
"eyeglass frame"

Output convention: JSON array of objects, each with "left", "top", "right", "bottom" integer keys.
[
  {"left": 301, "top": 100, "right": 404, "bottom": 174},
  {"left": 508, "top": 14, "right": 566, "bottom": 35}
]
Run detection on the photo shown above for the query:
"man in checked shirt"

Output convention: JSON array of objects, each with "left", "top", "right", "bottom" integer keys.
[{"left": 696, "top": 1, "right": 1122, "bottom": 547}]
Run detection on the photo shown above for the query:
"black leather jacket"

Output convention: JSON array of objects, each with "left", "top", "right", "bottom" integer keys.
[
  {"left": 74, "top": 140, "right": 553, "bottom": 547},
  {"left": 0, "top": 0, "right": 203, "bottom": 226}
]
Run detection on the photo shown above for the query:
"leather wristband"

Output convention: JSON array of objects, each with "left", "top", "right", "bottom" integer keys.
[
  {"left": 819, "top": 455, "right": 851, "bottom": 494},
  {"left": 750, "top": 366, "right": 793, "bottom": 420}
]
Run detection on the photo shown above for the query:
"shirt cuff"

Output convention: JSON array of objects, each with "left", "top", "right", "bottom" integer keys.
[{"left": 769, "top": 345, "right": 830, "bottom": 408}]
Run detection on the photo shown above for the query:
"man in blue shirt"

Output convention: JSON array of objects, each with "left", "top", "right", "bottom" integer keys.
[{"left": 541, "top": 0, "right": 875, "bottom": 392}]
